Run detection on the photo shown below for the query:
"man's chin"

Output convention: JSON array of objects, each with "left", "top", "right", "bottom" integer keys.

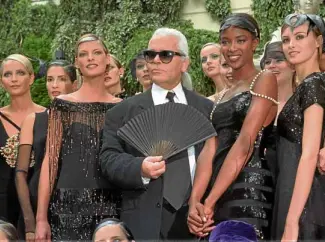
[{"left": 151, "top": 79, "right": 168, "bottom": 84}]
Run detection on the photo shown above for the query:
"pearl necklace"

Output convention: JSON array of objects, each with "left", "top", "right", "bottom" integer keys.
[
  {"left": 250, "top": 69, "right": 279, "bottom": 105},
  {"left": 209, "top": 88, "right": 229, "bottom": 120},
  {"left": 209, "top": 69, "right": 279, "bottom": 121}
]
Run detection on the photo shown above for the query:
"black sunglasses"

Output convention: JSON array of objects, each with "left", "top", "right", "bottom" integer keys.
[{"left": 143, "top": 50, "right": 185, "bottom": 64}]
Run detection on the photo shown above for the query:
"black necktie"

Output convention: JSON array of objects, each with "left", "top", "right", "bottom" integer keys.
[
  {"left": 163, "top": 91, "right": 191, "bottom": 210},
  {"left": 166, "top": 91, "right": 175, "bottom": 103}
]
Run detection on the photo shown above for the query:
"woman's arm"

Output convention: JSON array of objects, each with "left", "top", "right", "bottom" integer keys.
[
  {"left": 187, "top": 137, "right": 217, "bottom": 236},
  {"left": 190, "top": 137, "right": 217, "bottom": 203},
  {"left": 283, "top": 104, "right": 323, "bottom": 238},
  {"left": 204, "top": 71, "right": 278, "bottom": 209},
  {"left": 35, "top": 107, "right": 62, "bottom": 240},
  {"left": 35, "top": 144, "right": 52, "bottom": 240},
  {"left": 317, "top": 139, "right": 325, "bottom": 174},
  {"left": 15, "top": 113, "right": 36, "bottom": 235}
]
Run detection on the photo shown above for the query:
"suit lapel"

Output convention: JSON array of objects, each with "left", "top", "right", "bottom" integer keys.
[
  {"left": 122, "top": 89, "right": 154, "bottom": 125},
  {"left": 183, "top": 87, "right": 204, "bottom": 159},
  {"left": 183, "top": 87, "right": 195, "bottom": 107},
  {"left": 137, "top": 88, "right": 154, "bottom": 111}
]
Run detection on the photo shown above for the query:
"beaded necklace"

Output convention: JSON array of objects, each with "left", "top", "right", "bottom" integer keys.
[
  {"left": 209, "top": 69, "right": 279, "bottom": 121},
  {"left": 210, "top": 88, "right": 229, "bottom": 120},
  {"left": 250, "top": 69, "right": 279, "bottom": 105}
]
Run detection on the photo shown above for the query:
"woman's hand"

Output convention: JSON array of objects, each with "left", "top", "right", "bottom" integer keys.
[
  {"left": 35, "top": 220, "right": 51, "bottom": 242},
  {"left": 201, "top": 200, "right": 216, "bottom": 234},
  {"left": 318, "top": 148, "right": 325, "bottom": 174},
  {"left": 281, "top": 221, "right": 299, "bottom": 242},
  {"left": 25, "top": 232, "right": 35, "bottom": 242},
  {"left": 187, "top": 201, "right": 206, "bottom": 237}
]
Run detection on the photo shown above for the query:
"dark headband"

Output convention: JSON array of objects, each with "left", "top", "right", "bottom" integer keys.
[
  {"left": 283, "top": 13, "right": 325, "bottom": 53},
  {"left": 260, "top": 41, "right": 286, "bottom": 69},
  {"left": 308, "top": 14, "right": 325, "bottom": 53},
  {"left": 220, "top": 14, "right": 260, "bottom": 39}
]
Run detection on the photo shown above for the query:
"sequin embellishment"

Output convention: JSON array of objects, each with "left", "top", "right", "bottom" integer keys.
[{"left": 0, "top": 134, "right": 35, "bottom": 168}]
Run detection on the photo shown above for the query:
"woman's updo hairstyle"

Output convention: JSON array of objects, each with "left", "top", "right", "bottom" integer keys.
[
  {"left": 282, "top": 13, "right": 324, "bottom": 57},
  {"left": 0, "top": 54, "right": 34, "bottom": 76},
  {"left": 92, "top": 218, "right": 134, "bottom": 242},
  {"left": 219, "top": 13, "right": 260, "bottom": 40},
  {"left": 75, "top": 33, "right": 109, "bottom": 57},
  {"left": 0, "top": 220, "right": 19, "bottom": 241},
  {"left": 47, "top": 59, "right": 77, "bottom": 83}
]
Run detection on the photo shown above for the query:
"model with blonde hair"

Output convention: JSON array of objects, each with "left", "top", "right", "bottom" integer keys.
[
  {"left": 200, "top": 43, "right": 227, "bottom": 102},
  {"left": 0, "top": 54, "right": 45, "bottom": 228},
  {"left": 35, "top": 34, "right": 121, "bottom": 241}
]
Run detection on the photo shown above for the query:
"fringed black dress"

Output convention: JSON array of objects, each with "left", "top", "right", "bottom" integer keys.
[{"left": 47, "top": 98, "right": 120, "bottom": 240}]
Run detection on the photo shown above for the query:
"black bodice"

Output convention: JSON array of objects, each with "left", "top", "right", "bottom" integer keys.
[
  {"left": 209, "top": 91, "right": 274, "bottom": 240},
  {"left": 272, "top": 72, "right": 325, "bottom": 240},
  {"left": 48, "top": 98, "right": 120, "bottom": 241}
]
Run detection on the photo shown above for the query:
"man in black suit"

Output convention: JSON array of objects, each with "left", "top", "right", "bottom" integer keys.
[{"left": 100, "top": 27, "right": 213, "bottom": 240}]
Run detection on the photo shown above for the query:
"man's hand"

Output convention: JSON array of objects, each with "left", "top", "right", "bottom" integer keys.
[{"left": 141, "top": 156, "right": 166, "bottom": 179}]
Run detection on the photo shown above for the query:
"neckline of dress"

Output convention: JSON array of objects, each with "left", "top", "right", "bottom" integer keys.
[
  {"left": 278, "top": 71, "right": 323, "bottom": 120},
  {"left": 54, "top": 98, "right": 118, "bottom": 105}
]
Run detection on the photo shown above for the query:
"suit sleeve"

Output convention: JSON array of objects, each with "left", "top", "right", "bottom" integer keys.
[{"left": 100, "top": 104, "right": 145, "bottom": 190}]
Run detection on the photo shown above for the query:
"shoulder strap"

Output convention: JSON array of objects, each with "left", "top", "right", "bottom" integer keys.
[
  {"left": 249, "top": 69, "right": 266, "bottom": 90},
  {"left": 249, "top": 70, "right": 279, "bottom": 105},
  {"left": 0, "top": 111, "right": 21, "bottom": 131}
]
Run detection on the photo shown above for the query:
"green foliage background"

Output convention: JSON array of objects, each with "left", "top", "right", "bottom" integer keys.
[
  {"left": 205, "top": 0, "right": 231, "bottom": 22},
  {"left": 1, "top": 0, "right": 325, "bottom": 107}
]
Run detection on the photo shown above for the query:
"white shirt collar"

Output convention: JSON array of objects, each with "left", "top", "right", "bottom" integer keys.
[{"left": 151, "top": 82, "right": 187, "bottom": 105}]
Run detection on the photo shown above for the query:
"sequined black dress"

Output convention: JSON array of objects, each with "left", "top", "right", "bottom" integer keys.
[
  {"left": 209, "top": 91, "right": 274, "bottom": 240},
  {"left": 48, "top": 99, "right": 120, "bottom": 241},
  {"left": 272, "top": 72, "right": 325, "bottom": 240}
]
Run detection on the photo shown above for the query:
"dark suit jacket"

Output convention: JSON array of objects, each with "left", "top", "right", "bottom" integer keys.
[{"left": 100, "top": 87, "right": 213, "bottom": 240}]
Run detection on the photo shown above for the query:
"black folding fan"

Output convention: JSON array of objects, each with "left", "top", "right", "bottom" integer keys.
[{"left": 117, "top": 102, "right": 217, "bottom": 159}]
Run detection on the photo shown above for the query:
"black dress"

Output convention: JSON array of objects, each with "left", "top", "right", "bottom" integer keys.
[
  {"left": 48, "top": 99, "right": 120, "bottom": 241},
  {"left": 16, "top": 110, "right": 48, "bottom": 236},
  {"left": 29, "top": 110, "right": 48, "bottom": 212},
  {"left": 0, "top": 112, "right": 21, "bottom": 226},
  {"left": 209, "top": 91, "right": 275, "bottom": 240},
  {"left": 272, "top": 72, "right": 325, "bottom": 240}
]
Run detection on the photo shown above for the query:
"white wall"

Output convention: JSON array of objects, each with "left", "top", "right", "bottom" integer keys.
[
  {"left": 181, "top": 0, "right": 253, "bottom": 31},
  {"left": 31, "top": 0, "right": 60, "bottom": 5}
]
